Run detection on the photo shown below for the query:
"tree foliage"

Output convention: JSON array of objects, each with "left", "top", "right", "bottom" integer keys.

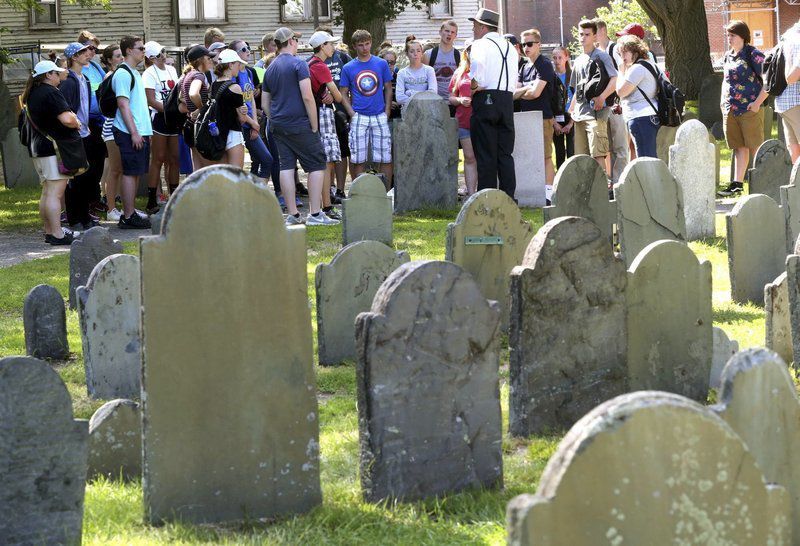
[
  {"left": 570, "top": 0, "right": 658, "bottom": 56},
  {"left": 332, "top": 0, "right": 436, "bottom": 51}
]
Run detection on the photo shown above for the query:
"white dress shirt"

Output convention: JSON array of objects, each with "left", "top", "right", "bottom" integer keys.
[{"left": 469, "top": 32, "right": 519, "bottom": 92}]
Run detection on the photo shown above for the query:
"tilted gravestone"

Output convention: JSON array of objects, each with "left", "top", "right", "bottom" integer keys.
[
  {"left": 76, "top": 254, "right": 141, "bottom": 399},
  {"left": 508, "top": 217, "right": 627, "bottom": 436},
  {"left": 140, "top": 165, "right": 321, "bottom": 524},
  {"left": 748, "top": 139, "right": 792, "bottom": 203},
  {"left": 393, "top": 92, "right": 458, "bottom": 213},
  {"left": 726, "top": 194, "right": 786, "bottom": 304},
  {"left": 710, "top": 326, "right": 739, "bottom": 390},
  {"left": 0, "top": 356, "right": 88, "bottom": 544},
  {"left": 69, "top": 226, "right": 122, "bottom": 309},
  {"left": 668, "top": 120, "right": 716, "bottom": 240},
  {"left": 23, "top": 284, "right": 68, "bottom": 360},
  {"left": 506, "top": 391, "right": 791, "bottom": 546},
  {"left": 614, "top": 157, "right": 686, "bottom": 267},
  {"left": 781, "top": 167, "right": 800, "bottom": 254},
  {"left": 542, "top": 155, "right": 615, "bottom": 241},
  {"left": 342, "top": 173, "right": 393, "bottom": 246},
  {"left": 88, "top": 399, "right": 141, "bottom": 481},
  {"left": 698, "top": 72, "right": 723, "bottom": 128},
  {"left": 655, "top": 124, "right": 678, "bottom": 164},
  {"left": 626, "top": 240, "right": 713, "bottom": 401},
  {"left": 316, "top": 241, "right": 409, "bottom": 365},
  {"left": 513, "top": 110, "right": 546, "bottom": 207},
  {"left": 712, "top": 348, "right": 800, "bottom": 541},
  {"left": 446, "top": 189, "right": 534, "bottom": 330},
  {"left": 355, "top": 260, "right": 503, "bottom": 502},
  {"left": 766, "top": 272, "right": 793, "bottom": 364}
]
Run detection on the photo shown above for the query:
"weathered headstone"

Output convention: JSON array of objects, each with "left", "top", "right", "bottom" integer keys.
[
  {"left": 316, "top": 241, "right": 409, "bottom": 365},
  {"left": 763, "top": 104, "right": 775, "bottom": 141},
  {"left": 355, "top": 260, "right": 502, "bottom": 502},
  {"left": 786, "top": 252, "right": 800, "bottom": 367},
  {"left": 150, "top": 208, "right": 164, "bottom": 235},
  {"left": 0, "top": 356, "right": 88, "bottom": 544},
  {"left": 655, "top": 124, "right": 678, "bottom": 164},
  {"left": 614, "top": 157, "right": 686, "bottom": 266},
  {"left": 88, "top": 399, "right": 141, "bottom": 481},
  {"left": 23, "top": 284, "right": 68, "bottom": 360},
  {"left": 781, "top": 170, "right": 800, "bottom": 254},
  {"left": 710, "top": 326, "right": 739, "bottom": 390},
  {"left": 446, "top": 189, "right": 534, "bottom": 329},
  {"left": 669, "top": 120, "right": 716, "bottom": 240},
  {"left": 542, "top": 155, "right": 615, "bottom": 240},
  {"left": 342, "top": 173, "right": 393, "bottom": 246},
  {"left": 698, "top": 72, "right": 723, "bottom": 128},
  {"left": 766, "top": 272, "right": 793, "bottom": 364},
  {"left": 393, "top": 91, "right": 458, "bottom": 212},
  {"left": 140, "top": 165, "right": 321, "bottom": 524},
  {"left": 69, "top": 226, "right": 122, "bottom": 309},
  {"left": 513, "top": 110, "right": 546, "bottom": 207},
  {"left": 712, "top": 135, "right": 722, "bottom": 188},
  {"left": 77, "top": 254, "right": 141, "bottom": 399},
  {"left": 626, "top": 240, "right": 712, "bottom": 401},
  {"left": 748, "top": 139, "right": 791, "bottom": 202},
  {"left": 506, "top": 391, "right": 791, "bottom": 546},
  {"left": 1, "top": 128, "right": 39, "bottom": 188},
  {"left": 509, "top": 217, "right": 627, "bottom": 436},
  {"left": 726, "top": 194, "right": 786, "bottom": 304}
]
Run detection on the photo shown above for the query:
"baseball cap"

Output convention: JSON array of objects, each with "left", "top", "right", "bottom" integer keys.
[
  {"left": 503, "top": 33, "right": 519, "bottom": 46},
  {"left": 186, "top": 44, "right": 211, "bottom": 62},
  {"left": 208, "top": 41, "right": 227, "bottom": 53},
  {"left": 33, "top": 60, "right": 66, "bottom": 77},
  {"left": 616, "top": 23, "right": 646, "bottom": 39},
  {"left": 274, "top": 27, "right": 301, "bottom": 43},
  {"left": 309, "top": 31, "right": 340, "bottom": 48},
  {"left": 144, "top": 41, "right": 165, "bottom": 58},
  {"left": 64, "top": 42, "right": 90, "bottom": 58},
  {"left": 217, "top": 49, "right": 241, "bottom": 64}
]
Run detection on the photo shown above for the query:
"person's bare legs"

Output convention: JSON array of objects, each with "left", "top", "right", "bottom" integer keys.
[
  {"left": 166, "top": 136, "right": 180, "bottom": 191},
  {"left": 280, "top": 169, "right": 299, "bottom": 216},
  {"left": 104, "top": 141, "right": 122, "bottom": 211},
  {"left": 41, "top": 179, "right": 68, "bottom": 237},
  {"left": 734, "top": 147, "right": 749, "bottom": 182},
  {"left": 595, "top": 155, "right": 608, "bottom": 174},
  {"left": 378, "top": 162, "right": 392, "bottom": 190},
  {"left": 307, "top": 169, "right": 324, "bottom": 215},
  {"left": 322, "top": 162, "right": 334, "bottom": 208},
  {"left": 461, "top": 137, "right": 478, "bottom": 195},
  {"left": 223, "top": 144, "right": 245, "bottom": 169},
  {"left": 121, "top": 174, "right": 137, "bottom": 217},
  {"left": 790, "top": 143, "right": 800, "bottom": 164},
  {"left": 334, "top": 157, "right": 348, "bottom": 192},
  {"left": 351, "top": 161, "right": 366, "bottom": 179},
  {"left": 148, "top": 134, "right": 168, "bottom": 204}
]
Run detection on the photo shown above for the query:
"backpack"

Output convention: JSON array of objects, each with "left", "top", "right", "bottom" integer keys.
[
  {"left": 162, "top": 75, "right": 186, "bottom": 133},
  {"left": 551, "top": 73, "right": 567, "bottom": 117},
  {"left": 761, "top": 43, "right": 788, "bottom": 97},
  {"left": 635, "top": 60, "right": 685, "bottom": 127},
  {"left": 582, "top": 53, "right": 615, "bottom": 107},
  {"left": 194, "top": 81, "right": 233, "bottom": 161},
  {"left": 96, "top": 63, "right": 135, "bottom": 118},
  {"left": 428, "top": 45, "right": 461, "bottom": 68}
]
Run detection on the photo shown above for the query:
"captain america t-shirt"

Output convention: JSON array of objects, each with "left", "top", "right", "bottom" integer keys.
[{"left": 339, "top": 55, "right": 393, "bottom": 116}]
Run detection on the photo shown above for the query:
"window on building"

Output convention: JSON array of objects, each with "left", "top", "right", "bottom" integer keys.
[
  {"left": 179, "top": 0, "right": 226, "bottom": 22},
  {"left": 281, "top": 0, "right": 331, "bottom": 22},
  {"left": 429, "top": 0, "right": 452, "bottom": 18},
  {"left": 30, "top": 0, "right": 61, "bottom": 28}
]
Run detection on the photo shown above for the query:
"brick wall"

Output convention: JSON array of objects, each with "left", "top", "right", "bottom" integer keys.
[{"left": 484, "top": 0, "right": 607, "bottom": 44}]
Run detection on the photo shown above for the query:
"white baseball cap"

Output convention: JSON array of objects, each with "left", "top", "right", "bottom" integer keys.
[
  {"left": 217, "top": 49, "right": 242, "bottom": 64},
  {"left": 144, "top": 41, "right": 165, "bottom": 58},
  {"left": 308, "top": 31, "right": 340, "bottom": 48},
  {"left": 32, "top": 60, "right": 66, "bottom": 77}
]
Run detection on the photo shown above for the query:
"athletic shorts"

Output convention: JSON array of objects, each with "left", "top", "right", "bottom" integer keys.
[
  {"left": 319, "top": 106, "right": 341, "bottom": 164},
  {"left": 225, "top": 129, "right": 244, "bottom": 150},
  {"left": 724, "top": 109, "right": 763, "bottom": 153},
  {"left": 112, "top": 128, "right": 151, "bottom": 176},
  {"left": 33, "top": 155, "right": 68, "bottom": 182},
  {"left": 270, "top": 124, "right": 326, "bottom": 173},
  {"left": 102, "top": 118, "right": 114, "bottom": 142},
  {"left": 348, "top": 112, "right": 391, "bottom": 164},
  {"left": 151, "top": 112, "right": 181, "bottom": 137}
]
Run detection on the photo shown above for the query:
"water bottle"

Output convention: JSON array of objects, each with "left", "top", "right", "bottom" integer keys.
[
  {"left": 208, "top": 121, "right": 219, "bottom": 137},
  {"left": 589, "top": 99, "right": 595, "bottom": 109}
]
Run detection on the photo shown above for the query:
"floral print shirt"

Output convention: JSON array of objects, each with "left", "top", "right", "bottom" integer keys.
[{"left": 722, "top": 45, "right": 765, "bottom": 116}]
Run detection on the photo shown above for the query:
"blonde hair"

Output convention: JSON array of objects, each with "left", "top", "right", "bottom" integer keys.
[{"left": 520, "top": 29, "right": 541, "bottom": 43}]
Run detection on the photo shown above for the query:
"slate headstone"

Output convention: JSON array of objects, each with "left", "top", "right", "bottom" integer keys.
[
  {"left": 23, "top": 284, "right": 68, "bottom": 360},
  {"left": 710, "top": 326, "right": 739, "bottom": 390},
  {"left": 698, "top": 72, "right": 723, "bottom": 128},
  {"left": 786, "top": 252, "right": 800, "bottom": 368},
  {"left": 355, "top": 260, "right": 503, "bottom": 502},
  {"left": 766, "top": 272, "right": 793, "bottom": 364},
  {"left": 316, "top": 241, "right": 409, "bottom": 365},
  {"left": 88, "top": 399, "right": 141, "bottom": 481},
  {"left": 748, "top": 139, "right": 792, "bottom": 202},
  {"left": 508, "top": 217, "right": 627, "bottom": 436},
  {"left": 342, "top": 173, "right": 393, "bottom": 246},
  {"left": 668, "top": 120, "right": 716, "bottom": 240},
  {"left": 655, "top": 124, "right": 678, "bottom": 164},
  {"left": 69, "top": 226, "right": 122, "bottom": 309},
  {"left": 781, "top": 174, "right": 800, "bottom": 254},
  {"left": 140, "top": 165, "right": 321, "bottom": 524},
  {"left": 0, "top": 356, "right": 88, "bottom": 544},
  {"left": 1, "top": 128, "right": 39, "bottom": 188},
  {"left": 513, "top": 110, "right": 546, "bottom": 207}
]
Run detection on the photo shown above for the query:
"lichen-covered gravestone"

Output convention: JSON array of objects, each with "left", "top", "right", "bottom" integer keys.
[
  {"left": 140, "top": 165, "right": 321, "bottom": 524},
  {"left": 668, "top": 120, "right": 715, "bottom": 240},
  {"left": 316, "top": 241, "right": 409, "bottom": 365},
  {"left": 726, "top": 194, "right": 786, "bottom": 304},
  {"left": 749, "top": 139, "right": 792, "bottom": 202},
  {"left": 69, "top": 225, "right": 122, "bottom": 309},
  {"left": 393, "top": 92, "right": 458, "bottom": 212},
  {"left": 655, "top": 124, "right": 678, "bottom": 163},
  {"left": 23, "top": 284, "right": 68, "bottom": 360},
  {"left": 542, "top": 155, "right": 615, "bottom": 240},
  {"left": 0, "top": 356, "right": 88, "bottom": 544},
  {"left": 712, "top": 348, "right": 800, "bottom": 541},
  {"left": 508, "top": 217, "right": 627, "bottom": 436},
  {"left": 76, "top": 254, "right": 141, "bottom": 399},
  {"left": 626, "top": 240, "right": 712, "bottom": 401},
  {"left": 710, "top": 326, "right": 739, "bottom": 390},
  {"left": 355, "top": 261, "right": 503, "bottom": 502},
  {"left": 506, "top": 391, "right": 791, "bottom": 546},
  {"left": 513, "top": 110, "right": 546, "bottom": 207},
  {"left": 342, "top": 173, "right": 393, "bottom": 246},
  {"left": 446, "top": 189, "right": 534, "bottom": 330},
  {"left": 88, "top": 399, "right": 141, "bottom": 480},
  {"left": 614, "top": 157, "right": 686, "bottom": 267},
  {"left": 766, "top": 272, "right": 793, "bottom": 364}
]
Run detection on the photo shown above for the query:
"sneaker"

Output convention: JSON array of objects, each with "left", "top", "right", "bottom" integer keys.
[
  {"left": 146, "top": 203, "right": 161, "bottom": 215},
  {"left": 60, "top": 211, "right": 68, "bottom": 224},
  {"left": 717, "top": 181, "right": 744, "bottom": 197},
  {"left": 45, "top": 230, "right": 75, "bottom": 246},
  {"left": 323, "top": 207, "right": 342, "bottom": 220},
  {"left": 295, "top": 183, "right": 309, "bottom": 196},
  {"left": 306, "top": 211, "right": 340, "bottom": 226},
  {"left": 135, "top": 208, "right": 150, "bottom": 219},
  {"left": 107, "top": 208, "right": 122, "bottom": 222},
  {"left": 88, "top": 211, "right": 100, "bottom": 222},
  {"left": 285, "top": 213, "right": 304, "bottom": 226},
  {"left": 278, "top": 196, "right": 287, "bottom": 212},
  {"left": 330, "top": 190, "right": 342, "bottom": 205},
  {"left": 118, "top": 211, "right": 152, "bottom": 230},
  {"left": 157, "top": 193, "right": 169, "bottom": 205},
  {"left": 295, "top": 196, "right": 304, "bottom": 208},
  {"left": 91, "top": 201, "right": 106, "bottom": 215},
  {"left": 335, "top": 189, "right": 346, "bottom": 200}
]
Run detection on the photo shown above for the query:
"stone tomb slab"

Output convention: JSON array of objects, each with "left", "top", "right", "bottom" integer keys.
[
  {"left": 513, "top": 110, "right": 546, "bottom": 207},
  {"left": 140, "top": 165, "right": 321, "bottom": 524},
  {"left": 69, "top": 226, "right": 123, "bottom": 309},
  {"left": 748, "top": 139, "right": 792, "bottom": 203},
  {"left": 88, "top": 399, "right": 141, "bottom": 480},
  {"left": 668, "top": 120, "right": 716, "bottom": 240},
  {"left": 355, "top": 261, "right": 502, "bottom": 502},
  {"left": 766, "top": 272, "right": 793, "bottom": 364},
  {"left": 710, "top": 326, "right": 739, "bottom": 390},
  {"left": 316, "top": 241, "right": 409, "bottom": 365},
  {"left": 342, "top": 173, "right": 393, "bottom": 246},
  {"left": 23, "top": 284, "right": 69, "bottom": 360}
]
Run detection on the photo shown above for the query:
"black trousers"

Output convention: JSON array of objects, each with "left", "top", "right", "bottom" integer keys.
[
  {"left": 65, "top": 125, "right": 105, "bottom": 224},
  {"left": 471, "top": 90, "right": 516, "bottom": 199},
  {"left": 554, "top": 125, "right": 575, "bottom": 169}
]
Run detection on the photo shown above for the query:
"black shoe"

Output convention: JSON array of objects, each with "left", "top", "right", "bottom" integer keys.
[
  {"left": 45, "top": 231, "right": 75, "bottom": 246},
  {"left": 717, "top": 181, "right": 744, "bottom": 197},
  {"left": 295, "top": 183, "right": 309, "bottom": 196},
  {"left": 330, "top": 191, "right": 342, "bottom": 205},
  {"left": 118, "top": 211, "right": 152, "bottom": 230},
  {"left": 146, "top": 203, "right": 161, "bottom": 215},
  {"left": 545, "top": 198, "right": 551, "bottom": 206},
  {"left": 335, "top": 189, "right": 346, "bottom": 199},
  {"left": 71, "top": 219, "right": 99, "bottom": 230}
]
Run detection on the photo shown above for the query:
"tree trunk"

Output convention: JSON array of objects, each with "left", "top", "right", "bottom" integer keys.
[
  {"left": 341, "top": 9, "right": 387, "bottom": 54},
  {"left": 638, "top": 0, "right": 713, "bottom": 99}
]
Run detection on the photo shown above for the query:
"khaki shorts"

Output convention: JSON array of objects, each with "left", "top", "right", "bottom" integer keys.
[
  {"left": 32, "top": 155, "right": 66, "bottom": 183},
  {"left": 724, "top": 109, "right": 763, "bottom": 153},
  {"left": 782, "top": 105, "right": 800, "bottom": 146},
  {"left": 574, "top": 118, "right": 609, "bottom": 158},
  {"left": 543, "top": 118, "right": 554, "bottom": 160}
]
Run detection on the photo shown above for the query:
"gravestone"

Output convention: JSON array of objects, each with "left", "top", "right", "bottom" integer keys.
[
  {"left": 698, "top": 72, "right": 723, "bottom": 128},
  {"left": 140, "top": 165, "right": 321, "bottom": 524},
  {"left": 393, "top": 92, "right": 458, "bottom": 212},
  {"left": 506, "top": 391, "right": 791, "bottom": 546},
  {"left": 342, "top": 173, "right": 393, "bottom": 246},
  {"left": 513, "top": 110, "right": 546, "bottom": 207},
  {"left": 726, "top": 194, "right": 786, "bottom": 304},
  {"left": 655, "top": 124, "right": 678, "bottom": 164},
  {"left": 748, "top": 139, "right": 791, "bottom": 202},
  {"left": 446, "top": 189, "right": 534, "bottom": 329},
  {"left": 0, "top": 356, "right": 88, "bottom": 544},
  {"left": 69, "top": 226, "right": 122, "bottom": 309},
  {"left": 1, "top": 129, "right": 39, "bottom": 188},
  {"left": 316, "top": 241, "right": 409, "bottom": 365},
  {"left": 542, "top": 155, "right": 615, "bottom": 240},
  {"left": 508, "top": 217, "right": 627, "bottom": 436},
  {"left": 712, "top": 348, "right": 800, "bottom": 541},
  {"left": 766, "top": 272, "right": 793, "bottom": 364},
  {"left": 668, "top": 120, "right": 716, "bottom": 240},
  {"left": 614, "top": 157, "right": 686, "bottom": 267},
  {"left": 710, "top": 327, "right": 739, "bottom": 390},
  {"left": 786, "top": 252, "right": 800, "bottom": 367},
  {"left": 627, "top": 240, "right": 712, "bottom": 401},
  {"left": 781, "top": 171, "right": 800, "bottom": 254},
  {"left": 76, "top": 254, "right": 141, "bottom": 399},
  {"left": 88, "top": 399, "right": 141, "bottom": 480},
  {"left": 712, "top": 135, "right": 722, "bottom": 188},
  {"left": 23, "top": 284, "right": 68, "bottom": 360},
  {"left": 150, "top": 209, "right": 164, "bottom": 235},
  {"left": 355, "top": 260, "right": 503, "bottom": 502},
  {"left": 763, "top": 104, "right": 775, "bottom": 140}
]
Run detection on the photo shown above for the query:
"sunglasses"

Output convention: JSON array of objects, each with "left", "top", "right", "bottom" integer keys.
[
  {"left": 135, "top": 46, "right": 146, "bottom": 51},
  {"left": 523, "top": 41, "right": 539, "bottom": 48},
  {"left": 238, "top": 46, "right": 250, "bottom": 53}
]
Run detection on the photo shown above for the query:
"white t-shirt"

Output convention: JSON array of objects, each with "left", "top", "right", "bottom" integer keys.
[
  {"left": 142, "top": 64, "right": 179, "bottom": 116},
  {"left": 621, "top": 62, "right": 659, "bottom": 121}
]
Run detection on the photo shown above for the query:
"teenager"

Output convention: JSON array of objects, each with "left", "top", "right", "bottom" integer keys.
[
  {"left": 424, "top": 20, "right": 459, "bottom": 102},
  {"left": 552, "top": 45, "right": 574, "bottom": 168},
  {"left": 99, "top": 44, "right": 124, "bottom": 220},
  {"left": 396, "top": 36, "right": 437, "bottom": 113},
  {"left": 211, "top": 49, "right": 258, "bottom": 168},
  {"left": 180, "top": 45, "right": 213, "bottom": 171},
  {"left": 448, "top": 41, "right": 477, "bottom": 196}
]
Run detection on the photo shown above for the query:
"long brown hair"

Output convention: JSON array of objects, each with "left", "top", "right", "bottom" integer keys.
[{"left": 21, "top": 73, "right": 49, "bottom": 105}]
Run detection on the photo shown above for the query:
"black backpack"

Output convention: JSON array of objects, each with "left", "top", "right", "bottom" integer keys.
[
  {"left": 583, "top": 55, "right": 614, "bottom": 107},
  {"left": 96, "top": 63, "right": 135, "bottom": 118},
  {"left": 762, "top": 44, "right": 788, "bottom": 97},
  {"left": 635, "top": 60, "right": 685, "bottom": 127},
  {"left": 194, "top": 81, "right": 233, "bottom": 161},
  {"left": 162, "top": 75, "right": 186, "bottom": 133}
]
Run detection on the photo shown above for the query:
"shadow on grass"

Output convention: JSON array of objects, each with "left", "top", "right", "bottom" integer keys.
[{"left": 714, "top": 306, "right": 763, "bottom": 323}]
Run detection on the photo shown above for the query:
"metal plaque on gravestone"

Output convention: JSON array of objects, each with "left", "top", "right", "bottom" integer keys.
[
  {"left": 710, "top": 327, "right": 739, "bottom": 390},
  {"left": 23, "top": 284, "right": 69, "bottom": 360},
  {"left": 748, "top": 139, "right": 792, "bottom": 203},
  {"left": 88, "top": 399, "right": 142, "bottom": 481},
  {"left": 508, "top": 217, "right": 628, "bottom": 436},
  {"left": 699, "top": 72, "right": 723, "bottom": 128},
  {"left": 342, "top": 173, "right": 393, "bottom": 246},
  {"left": 512, "top": 110, "right": 546, "bottom": 207},
  {"left": 140, "top": 166, "right": 321, "bottom": 524},
  {"left": 393, "top": 92, "right": 458, "bottom": 213},
  {"left": 669, "top": 120, "right": 716, "bottom": 240},
  {"left": 69, "top": 226, "right": 123, "bottom": 309},
  {"left": 655, "top": 124, "right": 678, "bottom": 164},
  {"left": 355, "top": 261, "right": 503, "bottom": 502},
  {"left": 765, "top": 272, "right": 793, "bottom": 365},
  {"left": 0, "top": 356, "right": 88, "bottom": 545}
]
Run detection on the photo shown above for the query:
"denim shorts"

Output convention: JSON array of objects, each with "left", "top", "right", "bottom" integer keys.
[
  {"left": 112, "top": 128, "right": 151, "bottom": 176},
  {"left": 458, "top": 127, "right": 471, "bottom": 140}
]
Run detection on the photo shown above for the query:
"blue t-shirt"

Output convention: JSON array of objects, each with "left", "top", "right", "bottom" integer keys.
[
  {"left": 235, "top": 67, "right": 257, "bottom": 129},
  {"left": 112, "top": 63, "right": 153, "bottom": 136},
  {"left": 340, "top": 55, "right": 393, "bottom": 116},
  {"left": 83, "top": 60, "right": 105, "bottom": 121},
  {"left": 262, "top": 53, "right": 311, "bottom": 129}
]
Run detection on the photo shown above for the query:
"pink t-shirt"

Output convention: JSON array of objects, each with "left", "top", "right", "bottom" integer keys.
[{"left": 449, "top": 72, "right": 472, "bottom": 131}]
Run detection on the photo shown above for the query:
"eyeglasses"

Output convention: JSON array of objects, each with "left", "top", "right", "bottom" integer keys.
[
  {"left": 523, "top": 41, "right": 540, "bottom": 48},
  {"left": 135, "top": 46, "right": 146, "bottom": 51},
  {"left": 238, "top": 46, "right": 250, "bottom": 53}
]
